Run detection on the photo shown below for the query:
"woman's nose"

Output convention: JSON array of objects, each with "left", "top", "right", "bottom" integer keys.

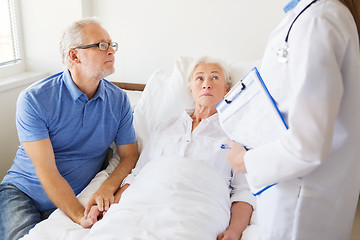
[{"left": 202, "top": 80, "right": 212, "bottom": 89}]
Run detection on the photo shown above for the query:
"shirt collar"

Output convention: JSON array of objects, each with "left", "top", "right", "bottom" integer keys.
[
  {"left": 63, "top": 69, "right": 85, "bottom": 101},
  {"left": 283, "top": 0, "right": 301, "bottom": 13},
  {"left": 184, "top": 109, "right": 219, "bottom": 123},
  {"left": 63, "top": 69, "right": 106, "bottom": 102},
  {"left": 92, "top": 79, "right": 106, "bottom": 101}
]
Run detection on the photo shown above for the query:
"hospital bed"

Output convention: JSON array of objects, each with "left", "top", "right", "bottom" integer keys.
[{"left": 21, "top": 57, "right": 259, "bottom": 240}]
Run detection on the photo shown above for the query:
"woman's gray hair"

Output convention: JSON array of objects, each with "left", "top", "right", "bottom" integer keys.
[
  {"left": 186, "top": 56, "right": 233, "bottom": 88},
  {"left": 60, "top": 17, "right": 102, "bottom": 69}
]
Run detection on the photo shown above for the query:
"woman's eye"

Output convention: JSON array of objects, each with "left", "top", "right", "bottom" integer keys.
[
  {"left": 213, "top": 76, "right": 219, "bottom": 80},
  {"left": 196, "top": 77, "right": 203, "bottom": 81}
]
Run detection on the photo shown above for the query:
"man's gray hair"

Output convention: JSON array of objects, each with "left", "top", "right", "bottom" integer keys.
[
  {"left": 59, "top": 17, "right": 102, "bottom": 69},
  {"left": 186, "top": 56, "right": 233, "bottom": 88}
]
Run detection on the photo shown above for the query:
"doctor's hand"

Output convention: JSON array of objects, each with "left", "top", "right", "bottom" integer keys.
[{"left": 226, "top": 140, "right": 247, "bottom": 173}]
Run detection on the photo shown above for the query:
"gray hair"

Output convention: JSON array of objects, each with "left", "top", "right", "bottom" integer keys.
[
  {"left": 59, "top": 17, "right": 102, "bottom": 69},
  {"left": 186, "top": 56, "right": 233, "bottom": 88}
]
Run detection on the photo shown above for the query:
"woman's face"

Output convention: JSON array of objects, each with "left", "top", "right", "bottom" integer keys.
[{"left": 190, "top": 62, "right": 229, "bottom": 109}]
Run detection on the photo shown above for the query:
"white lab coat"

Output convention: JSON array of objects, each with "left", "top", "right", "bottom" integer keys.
[{"left": 244, "top": 0, "right": 360, "bottom": 239}]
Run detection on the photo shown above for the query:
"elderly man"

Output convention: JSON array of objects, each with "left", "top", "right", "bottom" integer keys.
[{"left": 0, "top": 18, "right": 138, "bottom": 240}]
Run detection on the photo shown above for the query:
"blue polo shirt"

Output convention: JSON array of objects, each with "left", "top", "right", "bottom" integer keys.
[{"left": 2, "top": 70, "right": 137, "bottom": 211}]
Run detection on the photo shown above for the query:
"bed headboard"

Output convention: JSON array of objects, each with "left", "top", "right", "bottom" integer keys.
[{"left": 111, "top": 82, "right": 146, "bottom": 91}]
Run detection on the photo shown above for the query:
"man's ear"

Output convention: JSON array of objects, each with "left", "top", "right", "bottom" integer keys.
[{"left": 69, "top": 49, "right": 80, "bottom": 63}]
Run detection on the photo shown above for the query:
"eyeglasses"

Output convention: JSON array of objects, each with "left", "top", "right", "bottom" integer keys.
[{"left": 74, "top": 42, "right": 118, "bottom": 51}]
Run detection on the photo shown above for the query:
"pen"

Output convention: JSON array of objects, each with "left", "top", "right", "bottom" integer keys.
[
  {"left": 221, "top": 144, "right": 250, "bottom": 151},
  {"left": 221, "top": 144, "right": 231, "bottom": 149}
]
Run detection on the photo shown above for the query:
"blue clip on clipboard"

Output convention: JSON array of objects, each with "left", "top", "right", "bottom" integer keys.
[{"left": 216, "top": 67, "right": 288, "bottom": 196}]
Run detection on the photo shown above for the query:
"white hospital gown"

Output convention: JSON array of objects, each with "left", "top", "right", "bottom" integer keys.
[{"left": 123, "top": 110, "right": 255, "bottom": 205}]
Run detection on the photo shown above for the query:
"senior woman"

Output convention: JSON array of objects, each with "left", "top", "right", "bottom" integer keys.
[{"left": 84, "top": 57, "right": 255, "bottom": 240}]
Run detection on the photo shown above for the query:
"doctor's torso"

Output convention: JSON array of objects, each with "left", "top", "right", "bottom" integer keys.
[{"left": 255, "top": 0, "right": 360, "bottom": 238}]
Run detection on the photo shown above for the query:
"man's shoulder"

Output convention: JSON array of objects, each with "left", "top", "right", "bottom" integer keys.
[
  {"left": 102, "top": 79, "right": 126, "bottom": 95},
  {"left": 22, "top": 72, "right": 64, "bottom": 99},
  {"left": 102, "top": 79, "right": 130, "bottom": 105}
]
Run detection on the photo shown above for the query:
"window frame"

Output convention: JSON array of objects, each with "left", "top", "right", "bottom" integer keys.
[{"left": 0, "top": 0, "right": 25, "bottom": 79}]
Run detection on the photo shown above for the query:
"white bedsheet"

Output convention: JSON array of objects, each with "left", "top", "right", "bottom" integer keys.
[{"left": 22, "top": 155, "right": 258, "bottom": 240}]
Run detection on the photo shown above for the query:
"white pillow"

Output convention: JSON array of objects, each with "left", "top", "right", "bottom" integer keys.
[
  {"left": 124, "top": 90, "right": 143, "bottom": 111},
  {"left": 133, "top": 56, "right": 194, "bottom": 151},
  {"left": 133, "top": 56, "right": 261, "bottom": 151}
]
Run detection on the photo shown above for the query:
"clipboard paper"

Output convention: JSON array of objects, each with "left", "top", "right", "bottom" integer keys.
[
  {"left": 216, "top": 67, "right": 288, "bottom": 195},
  {"left": 216, "top": 67, "right": 287, "bottom": 149}
]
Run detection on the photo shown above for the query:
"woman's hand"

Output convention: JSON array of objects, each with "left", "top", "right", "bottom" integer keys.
[
  {"left": 217, "top": 228, "right": 242, "bottom": 240},
  {"left": 226, "top": 140, "right": 247, "bottom": 173},
  {"left": 80, "top": 205, "right": 105, "bottom": 228}
]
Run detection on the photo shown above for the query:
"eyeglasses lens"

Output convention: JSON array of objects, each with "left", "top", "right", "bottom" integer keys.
[
  {"left": 110, "top": 42, "right": 118, "bottom": 51},
  {"left": 99, "top": 42, "right": 108, "bottom": 51},
  {"left": 98, "top": 42, "right": 118, "bottom": 51}
]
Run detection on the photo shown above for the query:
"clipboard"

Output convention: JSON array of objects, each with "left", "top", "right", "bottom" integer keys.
[{"left": 216, "top": 67, "right": 288, "bottom": 195}]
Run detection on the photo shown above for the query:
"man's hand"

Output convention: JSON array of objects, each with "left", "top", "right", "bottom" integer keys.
[
  {"left": 84, "top": 142, "right": 138, "bottom": 217},
  {"left": 226, "top": 140, "right": 247, "bottom": 173},
  {"left": 85, "top": 186, "right": 114, "bottom": 217}
]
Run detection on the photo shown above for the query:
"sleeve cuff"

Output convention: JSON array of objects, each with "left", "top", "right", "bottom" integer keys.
[
  {"left": 120, "top": 172, "right": 135, "bottom": 187},
  {"left": 230, "top": 189, "right": 256, "bottom": 210}
]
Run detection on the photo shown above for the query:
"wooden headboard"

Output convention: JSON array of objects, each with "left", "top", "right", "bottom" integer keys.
[{"left": 111, "top": 82, "right": 146, "bottom": 91}]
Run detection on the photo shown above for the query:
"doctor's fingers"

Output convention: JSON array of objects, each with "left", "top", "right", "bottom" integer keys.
[
  {"left": 226, "top": 147, "right": 246, "bottom": 173},
  {"left": 226, "top": 139, "right": 242, "bottom": 149}
]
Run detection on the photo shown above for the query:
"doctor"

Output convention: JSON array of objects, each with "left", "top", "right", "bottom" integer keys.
[{"left": 227, "top": 0, "right": 360, "bottom": 239}]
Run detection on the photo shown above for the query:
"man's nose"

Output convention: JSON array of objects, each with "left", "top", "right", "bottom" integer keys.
[{"left": 107, "top": 46, "right": 116, "bottom": 55}]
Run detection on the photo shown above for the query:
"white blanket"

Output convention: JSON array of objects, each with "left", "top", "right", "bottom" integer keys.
[{"left": 22, "top": 155, "right": 257, "bottom": 240}]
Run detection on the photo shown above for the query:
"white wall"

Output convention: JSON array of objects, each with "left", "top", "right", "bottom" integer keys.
[
  {"left": 19, "top": 0, "right": 288, "bottom": 82},
  {"left": 19, "top": 0, "right": 84, "bottom": 74},
  {"left": 0, "top": 84, "right": 31, "bottom": 179},
  {"left": 94, "top": 0, "right": 288, "bottom": 83},
  {"left": 0, "top": 0, "right": 288, "bottom": 180}
]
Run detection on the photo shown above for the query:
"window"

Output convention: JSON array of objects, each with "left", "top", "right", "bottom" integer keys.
[{"left": 0, "top": 0, "right": 20, "bottom": 67}]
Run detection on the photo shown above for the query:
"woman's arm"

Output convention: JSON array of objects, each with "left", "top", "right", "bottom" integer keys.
[
  {"left": 217, "top": 201, "right": 253, "bottom": 240},
  {"left": 114, "top": 184, "right": 130, "bottom": 203}
]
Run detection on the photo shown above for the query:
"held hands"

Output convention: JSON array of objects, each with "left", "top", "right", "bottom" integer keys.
[
  {"left": 80, "top": 205, "right": 105, "bottom": 228},
  {"left": 226, "top": 140, "right": 247, "bottom": 173},
  {"left": 84, "top": 185, "right": 115, "bottom": 218},
  {"left": 81, "top": 184, "right": 130, "bottom": 228},
  {"left": 82, "top": 188, "right": 112, "bottom": 229}
]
